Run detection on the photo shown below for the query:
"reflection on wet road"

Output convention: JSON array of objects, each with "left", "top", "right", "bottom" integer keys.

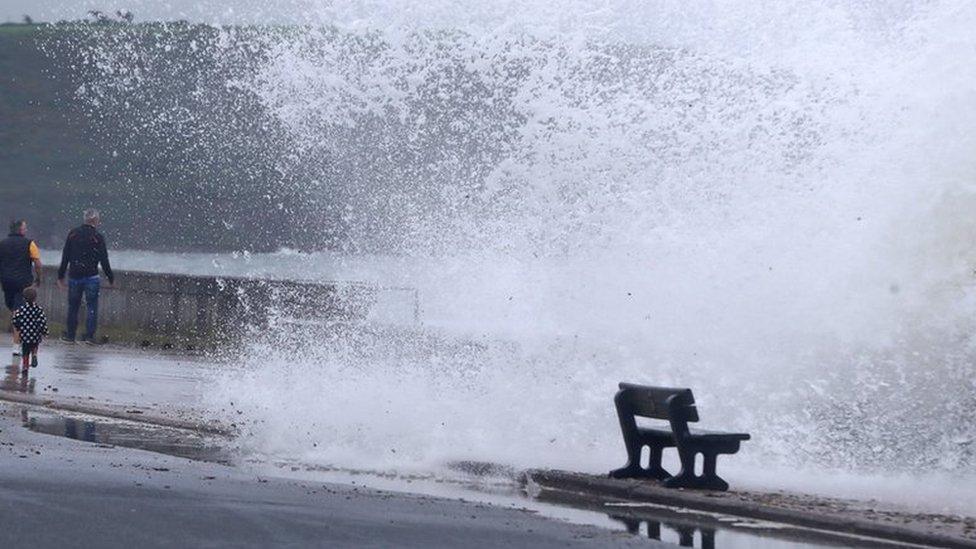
[
  {"left": 536, "top": 495, "right": 904, "bottom": 548},
  {"left": 2, "top": 364, "right": 37, "bottom": 394},
  {"left": 611, "top": 514, "right": 717, "bottom": 548},
  {"left": 14, "top": 406, "right": 232, "bottom": 464},
  {"left": 0, "top": 338, "right": 215, "bottom": 410},
  {"left": 601, "top": 511, "right": 895, "bottom": 548}
]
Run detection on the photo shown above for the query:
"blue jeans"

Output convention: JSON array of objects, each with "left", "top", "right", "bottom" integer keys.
[{"left": 67, "top": 276, "right": 101, "bottom": 341}]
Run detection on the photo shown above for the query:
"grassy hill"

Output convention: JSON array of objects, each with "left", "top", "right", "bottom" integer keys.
[
  {"left": 0, "top": 22, "right": 328, "bottom": 252},
  {"left": 0, "top": 23, "right": 107, "bottom": 246}
]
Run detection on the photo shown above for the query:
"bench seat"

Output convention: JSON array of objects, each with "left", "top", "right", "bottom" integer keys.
[{"left": 636, "top": 427, "right": 749, "bottom": 441}]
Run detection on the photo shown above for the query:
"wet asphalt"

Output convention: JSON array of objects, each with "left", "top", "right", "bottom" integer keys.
[
  {"left": 0, "top": 338, "right": 661, "bottom": 547},
  {"left": 0, "top": 337, "right": 212, "bottom": 408},
  {"left": 0, "top": 409, "right": 651, "bottom": 548},
  {"left": 0, "top": 337, "right": 900, "bottom": 548}
]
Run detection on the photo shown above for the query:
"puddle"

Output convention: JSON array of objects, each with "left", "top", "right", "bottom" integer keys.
[
  {"left": 589, "top": 500, "right": 919, "bottom": 548},
  {"left": 5, "top": 403, "right": 924, "bottom": 548},
  {"left": 2, "top": 350, "right": 212, "bottom": 405},
  {"left": 13, "top": 406, "right": 233, "bottom": 464}
]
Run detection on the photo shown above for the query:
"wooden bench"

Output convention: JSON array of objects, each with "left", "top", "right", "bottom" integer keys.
[{"left": 608, "top": 383, "right": 750, "bottom": 491}]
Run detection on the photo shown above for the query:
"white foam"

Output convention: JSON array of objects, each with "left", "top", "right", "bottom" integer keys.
[{"left": 64, "top": 0, "right": 976, "bottom": 516}]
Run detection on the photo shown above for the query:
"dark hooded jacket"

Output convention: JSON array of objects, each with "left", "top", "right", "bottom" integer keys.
[{"left": 58, "top": 224, "right": 114, "bottom": 283}]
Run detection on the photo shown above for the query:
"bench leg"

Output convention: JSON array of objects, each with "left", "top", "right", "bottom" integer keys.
[
  {"left": 609, "top": 443, "right": 672, "bottom": 480},
  {"left": 663, "top": 451, "right": 729, "bottom": 491},
  {"left": 609, "top": 391, "right": 674, "bottom": 480},
  {"left": 609, "top": 392, "right": 643, "bottom": 478},
  {"left": 645, "top": 445, "right": 672, "bottom": 480},
  {"left": 702, "top": 528, "right": 716, "bottom": 549},
  {"left": 608, "top": 447, "right": 641, "bottom": 478},
  {"left": 700, "top": 452, "right": 729, "bottom": 491},
  {"left": 608, "top": 443, "right": 643, "bottom": 479},
  {"left": 703, "top": 452, "right": 717, "bottom": 477},
  {"left": 663, "top": 448, "right": 697, "bottom": 488},
  {"left": 647, "top": 520, "right": 661, "bottom": 540}
]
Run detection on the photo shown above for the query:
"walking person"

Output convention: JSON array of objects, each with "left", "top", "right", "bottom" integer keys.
[
  {"left": 12, "top": 287, "right": 49, "bottom": 374},
  {"left": 0, "top": 219, "right": 43, "bottom": 356},
  {"left": 57, "top": 209, "right": 114, "bottom": 344}
]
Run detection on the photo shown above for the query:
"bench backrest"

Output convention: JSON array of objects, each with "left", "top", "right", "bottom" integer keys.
[{"left": 617, "top": 383, "right": 699, "bottom": 425}]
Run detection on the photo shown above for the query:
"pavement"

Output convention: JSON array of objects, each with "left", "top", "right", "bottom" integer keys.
[
  {"left": 0, "top": 409, "right": 650, "bottom": 548},
  {"left": 0, "top": 338, "right": 213, "bottom": 411},
  {"left": 0, "top": 338, "right": 660, "bottom": 548},
  {"left": 2, "top": 336, "right": 976, "bottom": 548}
]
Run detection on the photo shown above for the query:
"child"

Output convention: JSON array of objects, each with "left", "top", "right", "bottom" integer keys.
[{"left": 12, "top": 286, "right": 48, "bottom": 374}]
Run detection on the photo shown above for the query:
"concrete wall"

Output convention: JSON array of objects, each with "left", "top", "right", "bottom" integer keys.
[{"left": 3, "top": 266, "right": 380, "bottom": 346}]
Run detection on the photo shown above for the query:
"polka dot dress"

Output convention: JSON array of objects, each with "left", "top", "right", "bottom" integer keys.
[{"left": 12, "top": 302, "right": 49, "bottom": 346}]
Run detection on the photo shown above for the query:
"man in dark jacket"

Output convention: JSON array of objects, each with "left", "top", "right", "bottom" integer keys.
[
  {"left": 0, "top": 219, "right": 44, "bottom": 356},
  {"left": 57, "top": 209, "right": 114, "bottom": 344}
]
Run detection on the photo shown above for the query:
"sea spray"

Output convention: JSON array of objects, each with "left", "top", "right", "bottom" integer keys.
[{"left": 50, "top": 1, "right": 976, "bottom": 501}]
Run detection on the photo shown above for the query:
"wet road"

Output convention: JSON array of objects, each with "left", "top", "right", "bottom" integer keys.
[
  {"left": 0, "top": 339, "right": 657, "bottom": 548},
  {"left": 0, "top": 409, "right": 652, "bottom": 549},
  {"left": 0, "top": 336, "right": 214, "bottom": 410},
  {"left": 0, "top": 337, "right": 921, "bottom": 548}
]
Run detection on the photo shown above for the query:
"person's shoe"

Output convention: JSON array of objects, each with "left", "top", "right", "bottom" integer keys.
[
  {"left": 30, "top": 355, "right": 38, "bottom": 368},
  {"left": 60, "top": 335, "right": 76, "bottom": 344},
  {"left": 82, "top": 338, "right": 98, "bottom": 346},
  {"left": 12, "top": 345, "right": 21, "bottom": 356}
]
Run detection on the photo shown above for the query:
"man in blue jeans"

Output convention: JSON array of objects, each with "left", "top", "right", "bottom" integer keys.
[{"left": 57, "top": 209, "right": 115, "bottom": 344}]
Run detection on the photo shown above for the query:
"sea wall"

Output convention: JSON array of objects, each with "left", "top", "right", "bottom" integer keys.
[{"left": 2, "top": 266, "right": 383, "bottom": 346}]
